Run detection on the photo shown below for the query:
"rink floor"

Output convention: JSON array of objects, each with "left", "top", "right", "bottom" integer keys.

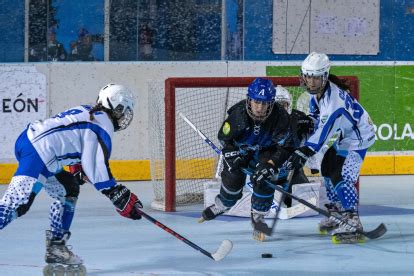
[{"left": 1, "top": 175, "right": 414, "bottom": 275}]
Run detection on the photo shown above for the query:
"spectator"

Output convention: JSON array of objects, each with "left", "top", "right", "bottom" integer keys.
[
  {"left": 138, "top": 23, "right": 154, "bottom": 60},
  {"left": 29, "top": 27, "right": 67, "bottom": 62},
  {"left": 69, "top": 28, "right": 96, "bottom": 61}
]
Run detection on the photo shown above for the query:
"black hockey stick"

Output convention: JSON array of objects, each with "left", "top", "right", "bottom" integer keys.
[
  {"left": 135, "top": 207, "right": 233, "bottom": 261},
  {"left": 252, "top": 169, "right": 295, "bottom": 236},
  {"left": 241, "top": 168, "right": 387, "bottom": 240}
]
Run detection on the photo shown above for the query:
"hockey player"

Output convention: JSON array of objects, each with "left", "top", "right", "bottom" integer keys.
[
  {"left": 199, "top": 77, "right": 292, "bottom": 241},
  {"left": 0, "top": 83, "right": 142, "bottom": 274},
  {"left": 287, "top": 52, "right": 376, "bottom": 243}
]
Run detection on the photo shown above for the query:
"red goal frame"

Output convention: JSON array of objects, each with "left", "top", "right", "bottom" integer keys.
[{"left": 163, "top": 76, "right": 360, "bottom": 211}]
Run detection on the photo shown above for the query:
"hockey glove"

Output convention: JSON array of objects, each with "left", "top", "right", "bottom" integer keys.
[
  {"left": 252, "top": 162, "right": 278, "bottom": 189},
  {"left": 287, "top": 146, "right": 316, "bottom": 170},
  {"left": 102, "top": 185, "right": 143, "bottom": 220},
  {"left": 222, "top": 148, "right": 247, "bottom": 172},
  {"left": 68, "top": 164, "right": 88, "bottom": 185},
  {"left": 297, "top": 115, "right": 314, "bottom": 134}
]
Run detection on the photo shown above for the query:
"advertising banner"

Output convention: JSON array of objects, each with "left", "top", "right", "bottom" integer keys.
[{"left": 0, "top": 66, "right": 47, "bottom": 162}]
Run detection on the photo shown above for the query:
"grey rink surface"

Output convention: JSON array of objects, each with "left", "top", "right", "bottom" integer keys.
[{"left": 1, "top": 175, "right": 414, "bottom": 276}]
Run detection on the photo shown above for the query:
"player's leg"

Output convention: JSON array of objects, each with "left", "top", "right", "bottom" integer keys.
[
  {"left": 250, "top": 167, "right": 278, "bottom": 241},
  {"left": 200, "top": 162, "right": 245, "bottom": 222},
  {"left": 0, "top": 130, "right": 47, "bottom": 229},
  {"left": 318, "top": 146, "right": 344, "bottom": 234},
  {"left": 330, "top": 149, "right": 366, "bottom": 244},
  {"left": 0, "top": 176, "right": 43, "bottom": 229},
  {"left": 43, "top": 172, "right": 82, "bottom": 265}
]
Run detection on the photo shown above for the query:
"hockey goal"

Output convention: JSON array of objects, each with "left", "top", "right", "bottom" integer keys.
[{"left": 149, "top": 76, "right": 359, "bottom": 211}]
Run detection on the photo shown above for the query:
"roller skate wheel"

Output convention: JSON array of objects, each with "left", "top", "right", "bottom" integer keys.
[{"left": 253, "top": 230, "right": 265, "bottom": 242}]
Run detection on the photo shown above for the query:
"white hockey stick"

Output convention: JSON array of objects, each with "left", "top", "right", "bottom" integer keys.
[{"left": 136, "top": 208, "right": 232, "bottom": 261}]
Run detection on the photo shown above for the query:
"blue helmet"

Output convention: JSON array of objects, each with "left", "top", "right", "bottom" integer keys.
[
  {"left": 247, "top": 78, "right": 276, "bottom": 102},
  {"left": 246, "top": 78, "right": 276, "bottom": 121}
]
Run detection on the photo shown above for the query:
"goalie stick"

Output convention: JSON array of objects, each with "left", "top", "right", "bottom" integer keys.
[
  {"left": 135, "top": 207, "right": 232, "bottom": 261},
  {"left": 241, "top": 168, "right": 387, "bottom": 240},
  {"left": 178, "top": 112, "right": 309, "bottom": 228}
]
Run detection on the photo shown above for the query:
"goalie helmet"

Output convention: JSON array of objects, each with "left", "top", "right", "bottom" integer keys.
[
  {"left": 246, "top": 78, "right": 276, "bottom": 121},
  {"left": 275, "top": 85, "right": 292, "bottom": 114},
  {"left": 301, "top": 52, "right": 330, "bottom": 94},
  {"left": 97, "top": 83, "right": 135, "bottom": 131}
]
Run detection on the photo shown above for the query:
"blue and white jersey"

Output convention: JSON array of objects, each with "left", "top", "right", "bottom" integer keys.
[
  {"left": 305, "top": 82, "right": 375, "bottom": 153},
  {"left": 26, "top": 105, "right": 116, "bottom": 190}
]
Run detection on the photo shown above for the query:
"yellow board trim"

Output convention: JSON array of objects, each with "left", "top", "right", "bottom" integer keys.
[{"left": 0, "top": 155, "right": 412, "bottom": 184}]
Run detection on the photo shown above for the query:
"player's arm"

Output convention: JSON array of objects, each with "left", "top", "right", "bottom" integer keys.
[
  {"left": 217, "top": 102, "right": 250, "bottom": 171},
  {"left": 288, "top": 95, "right": 348, "bottom": 169},
  {"left": 81, "top": 133, "right": 143, "bottom": 220}
]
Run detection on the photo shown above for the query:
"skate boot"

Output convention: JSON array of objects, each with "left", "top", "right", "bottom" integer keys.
[
  {"left": 318, "top": 202, "right": 342, "bottom": 234},
  {"left": 199, "top": 195, "right": 230, "bottom": 223},
  {"left": 43, "top": 230, "right": 86, "bottom": 276},
  {"left": 251, "top": 209, "right": 269, "bottom": 242},
  {"left": 331, "top": 212, "right": 365, "bottom": 244}
]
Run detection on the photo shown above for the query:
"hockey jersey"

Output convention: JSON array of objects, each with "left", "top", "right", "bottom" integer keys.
[
  {"left": 26, "top": 105, "right": 116, "bottom": 190},
  {"left": 305, "top": 81, "right": 375, "bottom": 153},
  {"left": 218, "top": 100, "right": 291, "bottom": 166}
]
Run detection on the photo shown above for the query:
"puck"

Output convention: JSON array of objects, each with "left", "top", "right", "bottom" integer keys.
[{"left": 261, "top": 253, "right": 273, "bottom": 258}]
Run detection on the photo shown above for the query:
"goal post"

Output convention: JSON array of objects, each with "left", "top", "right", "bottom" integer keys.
[{"left": 149, "top": 76, "right": 360, "bottom": 212}]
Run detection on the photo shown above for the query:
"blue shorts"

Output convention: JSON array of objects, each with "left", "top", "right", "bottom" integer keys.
[{"left": 14, "top": 129, "right": 53, "bottom": 178}]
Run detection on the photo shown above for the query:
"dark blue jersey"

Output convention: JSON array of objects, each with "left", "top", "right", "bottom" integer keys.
[{"left": 218, "top": 100, "right": 291, "bottom": 167}]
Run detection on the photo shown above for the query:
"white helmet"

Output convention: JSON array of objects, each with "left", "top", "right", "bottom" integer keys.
[
  {"left": 97, "top": 83, "right": 135, "bottom": 131},
  {"left": 275, "top": 85, "right": 292, "bottom": 114},
  {"left": 301, "top": 52, "right": 330, "bottom": 94}
]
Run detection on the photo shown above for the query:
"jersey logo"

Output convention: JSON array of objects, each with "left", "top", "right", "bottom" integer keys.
[
  {"left": 320, "top": 115, "right": 328, "bottom": 124},
  {"left": 222, "top": 122, "right": 231, "bottom": 135},
  {"left": 258, "top": 89, "right": 265, "bottom": 96}
]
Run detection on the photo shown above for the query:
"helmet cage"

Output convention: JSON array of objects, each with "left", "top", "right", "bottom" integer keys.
[
  {"left": 112, "top": 104, "right": 134, "bottom": 131},
  {"left": 246, "top": 98, "right": 274, "bottom": 122}
]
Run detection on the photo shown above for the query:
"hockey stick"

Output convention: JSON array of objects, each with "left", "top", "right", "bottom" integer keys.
[
  {"left": 241, "top": 168, "right": 387, "bottom": 240},
  {"left": 178, "top": 112, "right": 309, "bottom": 230},
  {"left": 254, "top": 169, "right": 295, "bottom": 236},
  {"left": 135, "top": 207, "right": 233, "bottom": 261}
]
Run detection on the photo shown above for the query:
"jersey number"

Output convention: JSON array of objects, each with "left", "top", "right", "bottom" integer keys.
[
  {"left": 53, "top": 108, "right": 83, "bottom": 118},
  {"left": 338, "top": 90, "right": 363, "bottom": 120}
]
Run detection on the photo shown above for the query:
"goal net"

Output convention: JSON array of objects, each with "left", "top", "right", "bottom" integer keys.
[{"left": 149, "top": 77, "right": 359, "bottom": 211}]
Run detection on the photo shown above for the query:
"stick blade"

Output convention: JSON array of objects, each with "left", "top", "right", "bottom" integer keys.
[
  {"left": 364, "top": 223, "right": 387, "bottom": 240},
  {"left": 253, "top": 221, "right": 273, "bottom": 236},
  {"left": 211, "top": 240, "right": 233, "bottom": 261}
]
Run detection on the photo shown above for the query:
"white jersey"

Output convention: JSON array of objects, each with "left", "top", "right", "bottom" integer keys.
[
  {"left": 26, "top": 105, "right": 116, "bottom": 190},
  {"left": 305, "top": 82, "right": 375, "bottom": 153}
]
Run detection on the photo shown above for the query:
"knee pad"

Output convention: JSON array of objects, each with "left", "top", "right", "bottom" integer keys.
[
  {"left": 321, "top": 148, "right": 345, "bottom": 186},
  {"left": 16, "top": 192, "right": 36, "bottom": 217},
  {"left": 219, "top": 169, "right": 245, "bottom": 207},
  {"left": 219, "top": 185, "right": 243, "bottom": 207},
  {"left": 55, "top": 170, "right": 80, "bottom": 198}
]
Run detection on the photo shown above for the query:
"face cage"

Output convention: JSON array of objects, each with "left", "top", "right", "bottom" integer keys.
[
  {"left": 246, "top": 98, "right": 274, "bottom": 122},
  {"left": 113, "top": 107, "right": 134, "bottom": 131},
  {"left": 276, "top": 100, "right": 292, "bottom": 114},
  {"left": 301, "top": 73, "right": 328, "bottom": 95}
]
